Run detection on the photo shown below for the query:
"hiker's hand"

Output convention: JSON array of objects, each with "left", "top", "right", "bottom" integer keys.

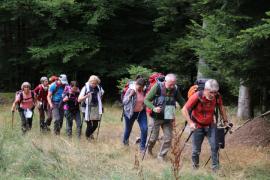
[
  {"left": 49, "top": 103, "right": 53, "bottom": 109},
  {"left": 86, "top": 92, "right": 92, "bottom": 98},
  {"left": 224, "top": 121, "right": 228, "bottom": 127},
  {"left": 189, "top": 122, "right": 196, "bottom": 131},
  {"left": 153, "top": 107, "right": 162, "bottom": 113},
  {"left": 63, "top": 96, "right": 69, "bottom": 102},
  {"left": 128, "top": 90, "right": 135, "bottom": 99},
  {"left": 11, "top": 106, "right": 15, "bottom": 112}
]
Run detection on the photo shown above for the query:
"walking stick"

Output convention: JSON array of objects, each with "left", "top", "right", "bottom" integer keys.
[
  {"left": 179, "top": 130, "right": 193, "bottom": 154},
  {"left": 178, "top": 121, "right": 187, "bottom": 140},
  {"left": 142, "top": 126, "right": 153, "bottom": 161},
  {"left": 11, "top": 111, "right": 15, "bottom": 129},
  {"left": 96, "top": 114, "right": 102, "bottom": 140}
]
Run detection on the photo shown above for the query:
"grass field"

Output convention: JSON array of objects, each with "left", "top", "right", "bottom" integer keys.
[{"left": 0, "top": 93, "right": 269, "bottom": 179}]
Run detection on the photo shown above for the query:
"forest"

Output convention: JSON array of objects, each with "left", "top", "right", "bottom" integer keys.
[{"left": 0, "top": 0, "right": 270, "bottom": 119}]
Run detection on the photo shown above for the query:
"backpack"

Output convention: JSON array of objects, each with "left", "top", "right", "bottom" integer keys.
[
  {"left": 187, "top": 79, "right": 208, "bottom": 98},
  {"left": 15, "top": 90, "right": 35, "bottom": 111},
  {"left": 146, "top": 73, "right": 165, "bottom": 115},
  {"left": 120, "top": 80, "right": 136, "bottom": 103}
]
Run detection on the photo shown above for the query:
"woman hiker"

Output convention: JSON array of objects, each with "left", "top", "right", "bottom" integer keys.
[
  {"left": 78, "top": 75, "right": 104, "bottom": 141},
  {"left": 11, "top": 82, "right": 36, "bottom": 134},
  {"left": 122, "top": 78, "right": 148, "bottom": 153}
]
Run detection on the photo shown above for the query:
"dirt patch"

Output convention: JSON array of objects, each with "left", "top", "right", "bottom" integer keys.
[{"left": 227, "top": 117, "right": 270, "bottom": 147}]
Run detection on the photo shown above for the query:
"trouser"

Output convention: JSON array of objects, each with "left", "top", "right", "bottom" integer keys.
[
  {"left": 19, "top": 110, "right": 33, "bottom": 134},
  {"left": 52, "top": 103, "right": 64, "bottom": 135},
  {"left": 148, "top": 119, "right": 173, "bottom": 157},
  {"left": 38, "top": 103, "right": 52, "bottom": 130},
  {"left": 65, "top": 110, "right": 82, "bottom": 138},
  {"left": 123, "top": 110, "right": 148, "bottom": 150},
  {"left": 191, "top": 123, "right": 219, "bottom": 170},
  {"left": 85, "top": 120, "right": 99, "bottom": 138}
]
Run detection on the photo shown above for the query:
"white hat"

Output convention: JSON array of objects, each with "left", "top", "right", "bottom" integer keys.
[{"left": 59, "top": 74, "right": 68, "bottom": 85}]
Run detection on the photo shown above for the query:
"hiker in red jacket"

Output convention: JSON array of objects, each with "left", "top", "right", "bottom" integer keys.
[
  {"left": 34, "top": 77, "right": 52, "bottom": 132},
  {"left": 182, "top": 79, "right": 228, "bottom": 172}
]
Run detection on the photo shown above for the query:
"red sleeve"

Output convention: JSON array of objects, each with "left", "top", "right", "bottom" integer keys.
[
  {"left": 217, "top": 94, "right": 223, "bottom": 106},
  {"left": 34, "top": 85, "right": 40, "bottom": 94},
  {"left": 185, "top": 92, "right": 199, "bottom": 111}
]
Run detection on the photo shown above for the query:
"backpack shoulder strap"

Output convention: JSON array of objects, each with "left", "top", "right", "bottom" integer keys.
[{"left": 52, "top": 83, "right": 60, "bottom": 96}]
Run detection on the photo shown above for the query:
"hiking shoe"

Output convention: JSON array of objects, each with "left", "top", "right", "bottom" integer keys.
[
  {"left": 192, "top": 164, "right": 199, "bottom": 170},
  {"left": 148, "top": 148, "right": 153, "bottom": 156},
  {"left": 157, "top": 155, "right": 165, "bottom": 162},
  {"left": 135, "top": 137, "right": 141, "bottom": 144}
]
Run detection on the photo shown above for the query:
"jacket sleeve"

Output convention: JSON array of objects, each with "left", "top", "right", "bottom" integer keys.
[{"left": 144, "top": 83, "right": 158, "bottom": 110}]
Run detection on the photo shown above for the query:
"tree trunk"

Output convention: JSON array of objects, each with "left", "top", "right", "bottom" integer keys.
[
  {"left": 237, "top": 82, "right": 251, "bottom": 120},
  {"left": 197, "top": 20, "right": 210, "bottom": 80}
]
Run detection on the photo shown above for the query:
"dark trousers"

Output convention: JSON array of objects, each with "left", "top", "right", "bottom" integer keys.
[
  {"left": 38, "top": 103, "right": 52, "bottom": 130},
  {"left": 123, "top": 110, "right": 148, "bottom": 150},
  {"left": 19, "top": 110, "right": 33, "bottom": 134},
  {"left": 65, "top": 110, "right": 82, "bottom": 138},
  {"left": 85, "top": 120, "right": 99, "bottom": 138},
  {"left": 52, "top": 103, "right": 64, "bottom": 135}
]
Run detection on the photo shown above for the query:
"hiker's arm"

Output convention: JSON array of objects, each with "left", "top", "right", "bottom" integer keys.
[
  {"left": 11, "top": 95, "right": 20, "bottom": 112},
  {"left": 144, "top": 83, "right": 158, "bottom": 111},
  {"left": 78, "top": 87, "right": 91, "bottom": 103},
  {"left": 63, "top": 94, "right": 69, "bottom": 102},
  {"left": 47, "top": 91, "right": 53, "bottom": 108},
  {"left": 181, "top": 105, "right": 196, "bottom": 129},
  {"left": 218, "top": 96, "right": 228, "bottom": 126},
  {"left": 176, "top": 90, "right": 186, "bottom": 108},
  {"left": 181, "top": 95, "right": 198, "bottom": 129}
]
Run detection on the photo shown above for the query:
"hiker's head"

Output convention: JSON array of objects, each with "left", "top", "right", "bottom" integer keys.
[
  {"left": 165, "top": 74, "right": 177, "bottom": 90},
  {"left": 49, "top": 75, "right": 58, "bottom": 84},
  {"left": 88, "top": 75, "right": 100, "bottom": 88},
  {"left": 21, "top": 82, "right": 31, "bottom": 93},
  {"left": 135, "top": 78, "right": 145, "bottom": 91},
  {"left": 40, "top": 77, "right": 48, "bottom": 86},
  {"left": 59, "top": 74, "right": 68, "bottom": 85},
  {"left": 204, "top": 79, "right": 219, "bottom": 100},
  {"left": 70, "top": 81, "right": 79, "bottom": 92}
]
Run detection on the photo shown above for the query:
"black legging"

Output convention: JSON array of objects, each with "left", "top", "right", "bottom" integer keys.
[{"left": 85, "top": 120, "right": 99, "bottom": 138}]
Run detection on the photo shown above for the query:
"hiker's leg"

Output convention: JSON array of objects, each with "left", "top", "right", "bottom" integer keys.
[
  {"left": 28, "top": 116, "right": 33, "bottom": 130},
  {"left": 85, "top": 121, "right": 91, "bottom": 138},
  {"left": 123, "top": 113, "right": 137, "bottom": 145},
  {"left": 191, "top": 128, "right": 205, "bottom": 168},
  {"left": 91, "top": 120, "right": 99, "bottom": 134},
  {"left": 137, "top": 110, "right": 148, "bottom": 150},
  {"left": 45, "top": 105, "right": 52, "bottom": 128},
  {"left": 74, "top": 111, "right": 82, "bottom": 138},
  {"left": 52, "top": 105, "right": 61, "bottom": 135},
  {"left": 19, "top": 111, "right": 27, "bottom": 134},
  {"left": 39, "top": 106, "right": 45, "bottom": 130},
  {"left": 59, "top": 106, "right": 64, "bottom": 129},
  {"left": 207, "top": 124, "right": 219, "bottom": 170},
  {"left": 159, "top": 121, "right": 173, "bottom": 157},
  {"left": 65, "top": 111, "right": 73, "bottom": 137},
  {"left": 148, "top": 119, "right": 162, "bottom": 151}
]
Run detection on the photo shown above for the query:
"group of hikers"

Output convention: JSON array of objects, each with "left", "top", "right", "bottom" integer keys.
[
  {"left": 11, "top": 74, "right": 104, "bottom": 139},
  {"left": 11, "top": 72, "right": 230, "bottom": 172}
]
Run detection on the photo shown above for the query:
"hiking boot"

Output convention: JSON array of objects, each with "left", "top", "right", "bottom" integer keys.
[
  {"left": 157, "top": 155, "right": 165, "bottom": 162},
  {"left": 148, "top": 147, "right": 153, "bottom": 156},
  {"left": 192, "top": 164, "right": 199, "bottom": 170}
]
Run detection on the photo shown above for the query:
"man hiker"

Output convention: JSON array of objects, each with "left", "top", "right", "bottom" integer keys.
[
  {"left": 11, "top": 82, "right": 36, "bottom": 134},
  {"left": 47, "top": 74, "right": 68, "bottom": 135},
  {"left": 34, "top": 76, "right": 52, "bottom": 131},
  {"left": 122, "top": 78, "right": 148, "bottom": 153},
  {"left": 144, "top": 73, "right": 185, "bottom": 161},
  {"left": 181, "top": 79, "right": 228, "bottom": 172},
  {"left": 78, "top": 75, "right": 104, "bottom": 141},
  {"left": 63, "top": 81, "right": 82, "bottom": 138}
]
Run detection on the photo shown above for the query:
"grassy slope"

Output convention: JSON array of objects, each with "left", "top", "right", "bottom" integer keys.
[{"left": 0, "top": 93, "right": 269, "bottom": 179}]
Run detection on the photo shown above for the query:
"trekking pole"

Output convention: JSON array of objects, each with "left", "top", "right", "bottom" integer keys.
[
  {"left": 142, "top": 126, "right": 153, "bottom": 161},
  {"left": 11, "top": 111, "right": 15, "bottom": 129},
  {"left": 179, "top": 130, "right": 193, "bottom": 154},
  {"left": 96, "top": 114, "right": 102, "bottom": 141},
  {"left": 178, "top": 121, "right": 187, "bottom": 140},
  {"left": 203, "top": 123, "right": 233, "bottom": 167}
]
